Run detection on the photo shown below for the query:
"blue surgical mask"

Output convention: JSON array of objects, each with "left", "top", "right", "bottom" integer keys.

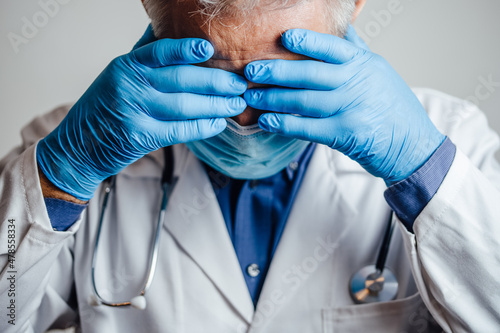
[{"left": 185, "top": 118, "right": 310, "bottom": 179}]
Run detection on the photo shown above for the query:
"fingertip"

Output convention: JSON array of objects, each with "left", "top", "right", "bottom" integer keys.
[
  {"left": 281, "top": 29, "right": 307, "bottom": 51},
  {"left": 192, "top": 40, "right": 214, "bottom": 61},
  {"left": 132, "top": 24, "right": 156, "bottom": 51},
  {"left": 244, "top": 62, "right": 264, "bottom": 81},
  {"left": 345, "top": 24, "right": 355, "bottom": 38},
  {"left": 229, "top": 97, "right": 247, "bottom": 114},
  {"left": 212, "top": 117, "right": 227, "bottom": 132},
  {"left": 207, "top": 118, "right": 227, "bottom": 137},
  {"left": 195, "top": 118, "right": 227, "bottom": 140},
  {"left": 344, "top": 24, "right": 370, "bottom": 51},
  {"left": 258, "top": 114, "right": 270, "bottom": 131},
  {"left": 243, "top": 64, "right": 253, "bottom": 80},
  {"left": 243, "top": 89, "right": 263, "bottom": 107},
  {"left": 243, "top": 90, "right": 251, "bottom": 102},
  {"left": 231, "top": 75, "right": 247, "bottom": 94},
  {"left": 258, "top": 113, "right": 279, "bottom": 132},
  {"left": 134, "top": 38, "right": 214, "bottom": 67},
  {"left": 245, "top": 62, "right": 272, "bottom": 84}
]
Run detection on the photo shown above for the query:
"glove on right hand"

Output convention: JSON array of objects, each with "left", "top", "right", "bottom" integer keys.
[{"left": 37, "top": 28, "right": 247, "bottom": 200}]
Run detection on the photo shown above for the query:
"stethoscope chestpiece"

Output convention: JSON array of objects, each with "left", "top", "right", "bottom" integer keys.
[{"left": 349, "top": 265, "right": 398, "bottom": 304}]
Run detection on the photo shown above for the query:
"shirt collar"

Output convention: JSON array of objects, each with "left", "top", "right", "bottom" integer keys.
[
  {"left": 202, "top": 143, "right": 317, "bottom": 183},
  {"left": 284, "top": 143, "right": 316, "bottom": 181}
]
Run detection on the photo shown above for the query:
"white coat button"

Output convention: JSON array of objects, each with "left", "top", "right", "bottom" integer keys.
[
  {"left": 246, "top": 264, "right": 260, "bottom": 277},
  {"left": 288, "top": 161, "right": 299, "bottom": 171}
]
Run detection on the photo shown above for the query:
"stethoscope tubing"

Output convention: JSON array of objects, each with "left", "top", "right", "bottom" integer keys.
[
  {"left": 90, "top": 146, "right": 398, "bottom": 307},
  {"left": 375, "top": 212, "right": 396, "bottom": 273},
  {"left": 90, "top": 147, "right": 175, "bottom": 308}
]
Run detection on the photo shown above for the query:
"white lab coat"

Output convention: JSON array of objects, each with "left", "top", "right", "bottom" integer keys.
[{"left": 1, "top": 88, "right": 500, "bottom": 333}]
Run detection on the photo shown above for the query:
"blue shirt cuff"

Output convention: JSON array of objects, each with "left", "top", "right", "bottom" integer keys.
[
  {"left": 384, "top": 137, "right": 456, "bottom": 233},
  {"left": 44, "top": 198, "right": 88, "bottom": 231}
]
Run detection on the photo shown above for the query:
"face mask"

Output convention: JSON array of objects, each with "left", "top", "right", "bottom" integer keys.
[{"left": 185, "top": 118, "right": 310, "bottom": 179}]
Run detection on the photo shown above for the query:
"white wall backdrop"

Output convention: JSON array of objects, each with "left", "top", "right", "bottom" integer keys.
[{"left": 1, "top": 0, "right": 500, "bottom": 160}]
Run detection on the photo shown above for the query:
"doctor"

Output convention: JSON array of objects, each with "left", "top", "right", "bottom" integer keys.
[{"left": 1, "top": 0, "right": 500, "bottom": 331}]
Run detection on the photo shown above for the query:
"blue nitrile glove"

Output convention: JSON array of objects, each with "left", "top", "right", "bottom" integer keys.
[
  {"left": 243, "top": 26, "right": 445, "bottom": 186},
  {"left": 37, "top": 26, "right": 247, "bottom": 201}
]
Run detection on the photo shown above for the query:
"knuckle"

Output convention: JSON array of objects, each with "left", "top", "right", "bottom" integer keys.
[
  {"left": 309, "top": 63, "right": 323, "bottom": 82},
  {"left": 171, "top": 94, "right": 186, "bottom": 115},
  {"left": 369, "top": 54, "right": 388, "bottom": 75},
  {"left": 208, "top": 70, "right": 220, "bottom": 93},
  {"left": 150, "top": 41, "right": 163, "bottom": 63},
  {"left": 108, "top": 55, "right": 127, "bottom": 72},
  {"left": 176, "top": 39, "right": 196, "bottom": 62},
  {"left": 295, "top": 92, "right": 309, "bottom": 110},
  {"left": 178, "top": 121, "right": 199, "bottom": 143},
  {"left": 274, "top": 60, "right": 289, "bottom": 82},
  {"left": 170, "top": 66, "right": 184, "bottom": 88},
  {"left": 193, "top": 120, "right": 205, "bottom": 137},
  {"left": 261, "top": 88, "right": 279, "bottom": 106},
  {"left": 149, "top": 40, "right": 178, "bottom": 66},
  {"left": 166, "top": 127, "right": 179, "bottom": 145},
  {"left": 208, "top": 95, "right": 223, "bottom": 111}
]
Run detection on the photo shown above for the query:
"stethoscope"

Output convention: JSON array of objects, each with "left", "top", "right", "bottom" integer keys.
[
  {"left": 89, "top": 146, "right": 399, "bottom": 309},
  {"left": 349, "top": 212, "right": 399, "bottom": 304},
  {"left": 89, "top": 146, "right": 176, "bottom": 310}
]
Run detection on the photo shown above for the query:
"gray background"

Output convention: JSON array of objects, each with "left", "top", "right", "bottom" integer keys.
[{"left": 1, "top": 0, "right": 499, "bottom": 159}]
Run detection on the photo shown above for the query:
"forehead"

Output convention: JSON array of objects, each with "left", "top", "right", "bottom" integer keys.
[{"left": 159, "top": 0, "right": 329, "bottom": 74}]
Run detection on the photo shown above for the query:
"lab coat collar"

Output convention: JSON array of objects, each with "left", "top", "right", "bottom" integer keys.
[
  {"left": 119, "top": 144, "right": 371, "bottom": 327},
  {"left": 161, "top": 145, "right": 255, "bottom": 324},
  {"left": 249, "top": 145, "right": 360, "bottom": 331}
]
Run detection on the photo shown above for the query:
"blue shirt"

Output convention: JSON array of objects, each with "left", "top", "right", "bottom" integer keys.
[
  {"left": 45, "top": 138, "right": 456, "bottom": 305},
  {"left": 205, "top": 143, "right": 317, "bottom": 305}
]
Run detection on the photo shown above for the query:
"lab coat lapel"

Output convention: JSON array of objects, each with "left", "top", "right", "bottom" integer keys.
[
  {"left": 163, "top": 151, "right": 254, "bottom": 323},
  {"left": 250, "top": 146, "right": 359, "bottom": 330}
]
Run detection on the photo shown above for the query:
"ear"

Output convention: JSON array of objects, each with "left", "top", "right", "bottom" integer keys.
[{"left": 351, "top": 0, "right": 367, "bottom": 23}]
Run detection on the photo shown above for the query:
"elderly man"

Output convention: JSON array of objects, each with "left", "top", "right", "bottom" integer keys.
[{"left": 1, "top": 0, "right": 499, "bottom": 332}]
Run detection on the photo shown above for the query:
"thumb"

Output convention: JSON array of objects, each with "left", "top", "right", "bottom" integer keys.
[
  {"left": 132, "top": 24, "right": 157, "bottom": 51},
  {"left": 344, "top": 25, "right": 370, "bottom": 51}
]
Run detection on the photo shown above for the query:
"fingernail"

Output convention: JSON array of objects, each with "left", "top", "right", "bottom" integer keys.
[
  {"left": 258, "top": 115, "right": 278, "bottom": 132},
  {"left": 244, "top": 90, "right": 263, "bottom": 103},
  {"left": 258, "top": 116, "right": 271, "bottom": 131},
  {"left": 246, "top": 63, "right": 267, "bottom": 80},
  {"left": 283, "top": 29, "right": 306, "bottom": 49},
  {"left": 212, "top": 118, "right": 227, "bottom": 132},
  {"left": 193, "top": 40, "right": 213, "bottom": 59},
  {"left": 230, "top": 97, "right": 246, "bottom": 111},
  {"left": 232, "top": 77, "right": 247, "bottom": 91}
]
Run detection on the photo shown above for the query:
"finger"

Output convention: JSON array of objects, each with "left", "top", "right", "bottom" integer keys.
[
  {"left": 147, "top": 93, "right": 246, "bottom": 120},
  {"left": 281, "top": 29, "right": 361, "bottom": 64},
  {"left": 344, "top": 25, "right": 370, "bottom": 51},
  {"left": 132, "top": 24, "right": 157, "bottom": 51},
  {"left": 244, "top": 88, "right": 342, "bottom": 117},
  {"left": 258, "top": 113, "right": 337, "bottom": 147},
  {"left": 152, "top": 118, "right": 227, "bottom": 146},
  {"left": 245, "top": 59, "right": 347, "bottom": 89},
  {"left": 132, "top": 38, "right": 214, "bottom": 68},
  {"left": 147, "top": 65, "right": 247, "bottom": 95}
]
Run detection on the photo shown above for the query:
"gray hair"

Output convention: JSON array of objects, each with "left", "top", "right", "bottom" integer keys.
[{"left": 144, "top": 0, "right": 356, "bottom": 37}]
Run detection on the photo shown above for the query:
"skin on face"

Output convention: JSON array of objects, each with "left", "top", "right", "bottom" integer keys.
[{"left": 149, "top": 0, "right": 332, "bottom": 125}]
